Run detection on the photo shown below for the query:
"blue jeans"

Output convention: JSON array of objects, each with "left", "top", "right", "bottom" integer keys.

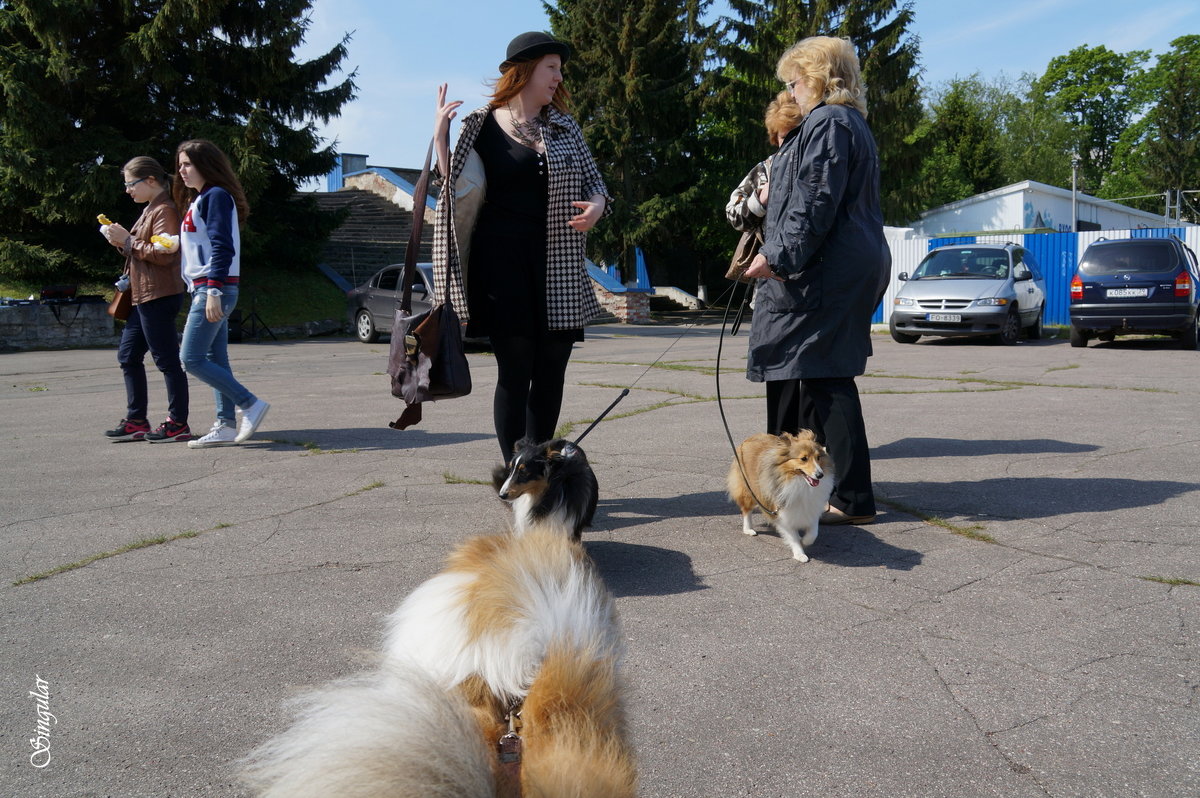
[
  {"left": 180, "top": 287, "right": 256, "bottom": 424},
  {"left": 118, "top": 292, "right": 189, "bottom": 423}
]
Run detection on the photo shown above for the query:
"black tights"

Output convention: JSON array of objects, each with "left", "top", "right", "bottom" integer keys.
[{"left": 490, "top": 334, "right": 575, "bottom": 460}]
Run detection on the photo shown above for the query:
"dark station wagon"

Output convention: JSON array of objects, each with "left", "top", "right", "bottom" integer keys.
[{"left": 1069, "top": 236, "right": 1200, "bottom": 349}]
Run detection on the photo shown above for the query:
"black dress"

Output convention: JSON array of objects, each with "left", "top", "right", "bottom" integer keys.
[{"left": 468, "top": 112, "right": 580, "bottom": 342}]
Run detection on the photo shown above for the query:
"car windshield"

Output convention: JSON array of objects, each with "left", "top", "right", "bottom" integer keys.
[
  {"left": 912, "top": 249, "right": 1009, "bottom": 280},
  {"left": 1079, "top": 242, "right": 1177, "bottom": 275}
]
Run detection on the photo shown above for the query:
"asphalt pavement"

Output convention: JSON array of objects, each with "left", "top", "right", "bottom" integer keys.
[{"left": 2, "top": 325, "right": 1197, "bottom": 797}]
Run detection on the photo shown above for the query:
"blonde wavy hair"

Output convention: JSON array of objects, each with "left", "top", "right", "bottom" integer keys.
[
  {"left": 776, "top": 36, "right": 867, "bottom": 118},
  {"left": 764, "top": 90, "right": 803, "bottom": 147}
]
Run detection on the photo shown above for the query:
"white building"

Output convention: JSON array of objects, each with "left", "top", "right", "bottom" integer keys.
[{"left": 910, "top": 180, "right": 1189, "bottom": 237}]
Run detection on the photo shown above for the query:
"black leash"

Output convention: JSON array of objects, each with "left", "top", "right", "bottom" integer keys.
[
  {"left": 573, "top": 282, "right": 741, "bottom": 446},
  {"left": 714, "top": 280, "right": 778, "bottom": 518}
]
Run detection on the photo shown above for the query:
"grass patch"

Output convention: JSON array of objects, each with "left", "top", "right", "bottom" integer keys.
[
  {"left": 444, "top": 472, "right": 490, "bottom": 485},
  {"left": 13, "top": 529, "right": 203, "bottom": 586},
  {"left": 348, "top": 481, "right": 385, "bottom": 496},
  {"left": 879, "top": 497, "right": 996, "bottom": 543},
  {"left": 863, "top": 371, "right": 1173, "bottom": 394},
  {"left": 1138, "top": 575, "right": 1199, "bottom": 587},
  {"left": 4, "top": 265, "right": 346, "bottom": 331},
  {"left": 268, "top": 438, "right": 358, "bottom": 455}
]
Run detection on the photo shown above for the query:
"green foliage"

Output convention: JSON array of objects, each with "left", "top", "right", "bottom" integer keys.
[
  {"left": 0, "top": 0, "right": 355, "bottom": 284},
  {"left": 546, "top": 0, "right": 713, "bottom": 287},
  {"left": 1035, "top": 44, "right": 1149, "bottom": 193}
]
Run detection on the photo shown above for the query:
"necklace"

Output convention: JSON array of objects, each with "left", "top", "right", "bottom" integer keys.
[{"left": 507, "top": 104, "right": 544, "bottom": 149}]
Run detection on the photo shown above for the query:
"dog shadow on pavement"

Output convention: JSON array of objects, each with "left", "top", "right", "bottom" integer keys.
[
  {"left": 812, "top": 522, "right": 923, "bottom": 571},
  {"left": 585, "top": 540, "right": 705, "bottom": 598}
]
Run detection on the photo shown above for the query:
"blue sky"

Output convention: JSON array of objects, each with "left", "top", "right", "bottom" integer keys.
[{"left": 297, "top": 0, "right": 1199, "bottom": 177}]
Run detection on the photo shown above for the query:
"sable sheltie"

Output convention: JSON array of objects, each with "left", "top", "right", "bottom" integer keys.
[
  {"left": 492, "top": 437, "right": 599, "bottom": 540},
  {"left": 242, "top": 523, "right": 635, "bottom": 798},
  {"left": 727, "top": 430, "right": 835, "bottom": 563}
]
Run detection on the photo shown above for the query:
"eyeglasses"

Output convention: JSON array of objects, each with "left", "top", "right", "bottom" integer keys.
[{"left": 123, "top": 177, "right": 147, "bottom": 189}]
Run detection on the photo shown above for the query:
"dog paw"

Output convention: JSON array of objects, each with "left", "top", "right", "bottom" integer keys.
[
  {"left": 792, "top": 551, "right": 809, "bottom": 563},
  {"left": 742, "top": 528, "right": 757, "bottom": 536}
]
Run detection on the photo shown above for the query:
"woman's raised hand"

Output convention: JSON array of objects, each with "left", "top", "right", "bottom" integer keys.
[{"left": 434, "top": 83, "right": 463, "bottom": 175}]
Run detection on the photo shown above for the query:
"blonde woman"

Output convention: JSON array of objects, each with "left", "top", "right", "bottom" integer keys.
[
  {"left": 741, "top": 37, "right": 891, "bottom": 526},
  {"left": 432, "top": 32, "right": 611, "bottom": 460}
]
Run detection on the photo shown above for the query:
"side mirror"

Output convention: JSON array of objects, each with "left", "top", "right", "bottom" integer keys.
[
  {"left": 1014, "top": 267, "right": 1031, "bottom": 281},
  {"left": 898, "top": 272, "right": 909, "bottom": 282}
]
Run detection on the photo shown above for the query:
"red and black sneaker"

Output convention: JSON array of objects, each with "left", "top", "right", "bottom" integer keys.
[
  {"left": 105, "top": 418, "right": 151, "bottom": 442},
  {"left": 144, "top": 418, "right": 193, "bottom": 444}
]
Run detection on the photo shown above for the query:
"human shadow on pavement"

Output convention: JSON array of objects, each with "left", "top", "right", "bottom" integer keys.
[
  {"left": 878, "top": 476, "right": 1200, "bottom": 520},
  {"left": 253, "top": 428, "right": 494, "bottom": 451},
  {"left": 872, "top": 437, "right": 1099, "bottom": 460},
  {"left": 593, "top": 492, "right": 730, "bottom": 530},
  {"left": 585, "top": 540, "right": 705, "bottom": 597}
]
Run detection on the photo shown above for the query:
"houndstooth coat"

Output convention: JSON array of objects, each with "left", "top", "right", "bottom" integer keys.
[{"left": 432, "top": 105, "right": 611, "bottom": 331}]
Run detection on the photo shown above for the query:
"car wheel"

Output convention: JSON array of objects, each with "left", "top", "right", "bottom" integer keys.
[
  {"left": 1181, "top": 313, "right": 1200, "bottom": 351},
  {"left": 997, "top": 306, "right": 1020, "bottom": 345},
  {"left": 355, "top": 309, "right": 379, "bottom": 343},
  {"left": 1069, "top": 324, "right": 1088, "bottom": 348},
  {"left": 889, "top": 317, "right": 919, "bottom": 344},
  {"left": 1026, "top": 307, "right": 1043, "bottom": 340}
]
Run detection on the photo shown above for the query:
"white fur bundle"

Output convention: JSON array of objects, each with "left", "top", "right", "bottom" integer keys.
[{"left": 241, "top": 660, "right": 492, "bottom": 798}]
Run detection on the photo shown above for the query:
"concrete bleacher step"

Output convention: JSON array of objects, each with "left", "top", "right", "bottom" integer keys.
[{"left": 312, "top": 189, "right": 434, "bottom": 287}]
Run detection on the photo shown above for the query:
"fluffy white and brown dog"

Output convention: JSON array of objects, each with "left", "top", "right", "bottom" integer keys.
[
  {"left": 727, "top": 430, "right": 835, "bottom": 563},
  {"left": 242, "top": 523, "right": 635, "bottom": 798}
]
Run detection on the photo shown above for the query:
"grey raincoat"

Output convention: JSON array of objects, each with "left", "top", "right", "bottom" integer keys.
[{"left": 747, "top": 102, "right": 890, "bottom": 381}]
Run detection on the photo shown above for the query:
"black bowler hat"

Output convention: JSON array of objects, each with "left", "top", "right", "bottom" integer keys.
[{"left": 500, "top": 31, "right": 571, "bottom": 70}]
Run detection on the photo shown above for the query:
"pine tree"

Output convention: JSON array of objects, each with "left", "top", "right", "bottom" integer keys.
[
  {"left": 709, "top": 0, "right": 922, "bottom": 225},
  {"left": 545, "top": 0, "right": 713, "bottom": 286},
  {"left": 0, "top": 0, "right": 355, "bottom": 282}
]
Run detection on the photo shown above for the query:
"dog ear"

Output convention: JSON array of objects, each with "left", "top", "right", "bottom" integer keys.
[
  {"left": 793, "top": 429, "right": 817, "bottom": 442},
  {"left": 512, "top": 437, "right": 531, "bottom": 453}
]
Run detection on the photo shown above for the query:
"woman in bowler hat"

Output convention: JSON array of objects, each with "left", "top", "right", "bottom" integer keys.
[{"left": 431, "top": 32, "right": 612, "bottom": 460}]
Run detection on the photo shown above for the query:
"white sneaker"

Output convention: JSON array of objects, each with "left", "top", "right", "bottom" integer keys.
[
  {"left": 235, "top": 399, "right": 270, "bottom": 443},
  {"left": 188, "top": 420, "right": 239, "bottom": 448}
]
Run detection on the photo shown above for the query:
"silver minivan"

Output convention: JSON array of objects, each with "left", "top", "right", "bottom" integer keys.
[{"left": 889, "top": 243, "right": 1047, "bottom": 345}]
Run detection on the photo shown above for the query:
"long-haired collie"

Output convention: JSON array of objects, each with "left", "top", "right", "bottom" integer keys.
[
  {"left": 492, "top": 437, "right": 599, "bottom": 540},
  {"left": 241, "top": 523, "right": 635, "bottom": 798},
  {"left": 727, "top": 430, "right": 835, "bottom": 563}
]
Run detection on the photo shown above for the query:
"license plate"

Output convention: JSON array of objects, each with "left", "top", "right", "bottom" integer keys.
[
  {"left": 926, "top": 313, "right": 962, "bottom": 322},
  {"left": 1106, "top": 287, "right": 1148, "bottom": 298}
]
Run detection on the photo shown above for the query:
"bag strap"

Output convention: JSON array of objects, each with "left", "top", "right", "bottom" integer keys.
[{"left": 400, "top": 137, "right": 436, "bottom": 314}]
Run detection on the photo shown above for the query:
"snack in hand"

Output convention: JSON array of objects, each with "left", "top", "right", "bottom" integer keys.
[
  {"left": 97, "top": 213, "right": 113, "bottom": 226},
  {"left": 151, "top": 234, "right": 179, "bottom": 253}
]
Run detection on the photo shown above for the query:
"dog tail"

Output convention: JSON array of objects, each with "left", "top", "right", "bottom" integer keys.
[
  {"left": 240, "top": 660, "right": 494, "bottom": 798},
  {"left": 520, "top": 642, "right": 638, "bottom": 798}
]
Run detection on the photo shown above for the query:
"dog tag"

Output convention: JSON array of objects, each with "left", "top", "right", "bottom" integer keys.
[{"left": 498, "top": 731, "right": 523, "bottom": 764}]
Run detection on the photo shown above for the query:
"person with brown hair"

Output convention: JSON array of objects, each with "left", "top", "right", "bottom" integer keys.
[
  {"left": 174, "top": 139, "right": 270, "bottom": 448},
  {"left": 725, "top": 90, "right": 804, "bottom": 234},
  {"left": 431, "top": 31, "right": 611, "bottom": 460},
  {"left": 100, "top": 156, "right": 191, "bottom": 443},
  {"left": 740, "top": 36, "right": 891, "bottom": 526}
]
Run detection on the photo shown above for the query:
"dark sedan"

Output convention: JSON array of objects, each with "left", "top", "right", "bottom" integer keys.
[{"left": 346, "top": 263, "right": 434, "bottom": 343}]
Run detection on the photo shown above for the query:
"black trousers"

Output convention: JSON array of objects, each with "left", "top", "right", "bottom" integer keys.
[
  {"left": 766, "top": 377, "right": 874, "bottom": 516},
  {"left": 490, "top": 334, "right": 575, "bottom": 460},
  {"left": 117, "top": 293, "right": 189, "bottom": 424}
]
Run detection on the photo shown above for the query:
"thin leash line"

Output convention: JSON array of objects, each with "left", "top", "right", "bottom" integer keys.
[
  {"left": 714, "top": 280, "right": 778, "bottom": 519},
  {"left": 573, "top": 281, "right": 743, "bottom": 446}
]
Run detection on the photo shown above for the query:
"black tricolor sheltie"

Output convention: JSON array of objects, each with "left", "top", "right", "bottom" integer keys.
[{"left": 492, "top": 438, "right": 599, "bottom": 540}]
